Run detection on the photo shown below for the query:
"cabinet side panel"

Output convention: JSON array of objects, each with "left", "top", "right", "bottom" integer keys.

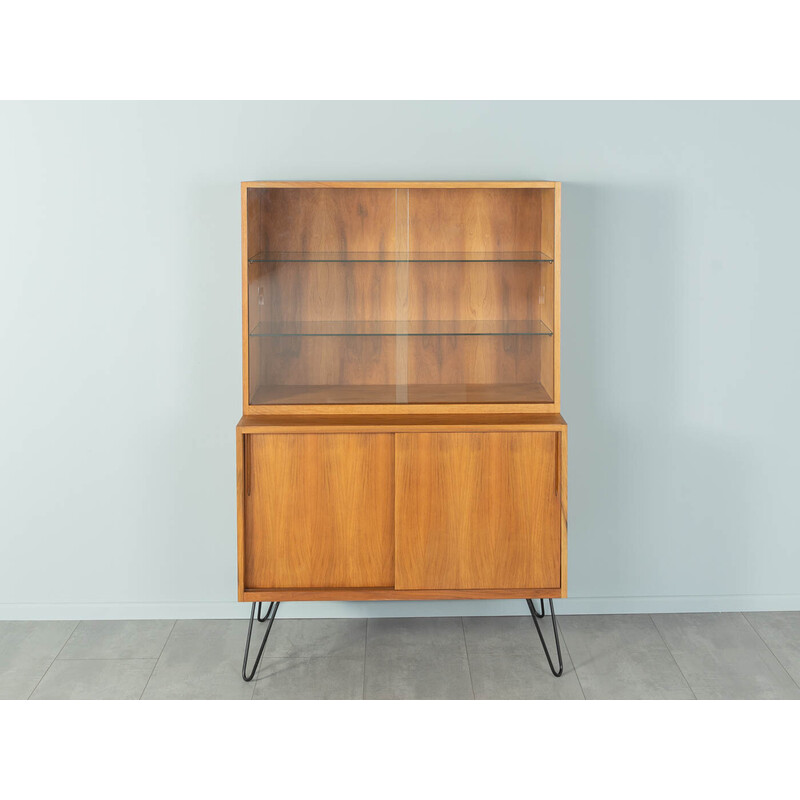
[
  {"left": 245, "top": 188, "right": 271, "bottom": 409},
  {"left": 560, "top": 426, "right": 568, "bottom": 596},
  {"left": 395, "top": 432, "right": 561, "bottom": 589},
  {"left": 244, "top": 433, "right": 394, "bottom": 588},
  {"left": 242, "top": 185, "right": 251, "bottom": 411},
  {"left": 544, "top": 184, "right": 561, "bottom": 409},
  {"left": 538, "top": 187, "right": 557, "bottom": 404},
  {"left": 236, "top": 428, "right": 245, "bottom": 600}
]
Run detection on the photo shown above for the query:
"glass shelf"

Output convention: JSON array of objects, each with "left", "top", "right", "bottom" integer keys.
[
  {"left": 249, "top": 319, "right": 553, "bottom": 337},
  {"left": 248, "top": 250, "right": 553, "bottom": 263}
]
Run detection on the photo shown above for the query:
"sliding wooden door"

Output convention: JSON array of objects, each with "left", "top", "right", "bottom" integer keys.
[{"left": 395, "top": 432, "right": 561, "bottom": 590}]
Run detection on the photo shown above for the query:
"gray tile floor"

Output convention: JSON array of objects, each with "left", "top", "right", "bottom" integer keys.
[{"left": 2, "top": 612, "right": 798, "bottom": 700}]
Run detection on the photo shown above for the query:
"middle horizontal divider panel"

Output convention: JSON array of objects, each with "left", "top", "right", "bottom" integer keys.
[
  {"left": 394, "top": 431, "right": 561, "bottom": 590},
  {"left": 244, "top": 433, "right": 395, "bottom": 589}
]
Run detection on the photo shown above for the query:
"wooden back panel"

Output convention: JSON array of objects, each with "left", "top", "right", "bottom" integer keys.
[{"left": 246, "top": 187, "right": 400, "bottom": 256}]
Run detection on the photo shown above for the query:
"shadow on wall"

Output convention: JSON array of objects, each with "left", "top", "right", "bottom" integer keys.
[{"left": 565, "top": 182, "right": 756, "bottom": 601}]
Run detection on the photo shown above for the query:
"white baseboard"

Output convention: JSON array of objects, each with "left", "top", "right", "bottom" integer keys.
[{"left": 1, "top": 594, "right": 799, "bottom": 620}]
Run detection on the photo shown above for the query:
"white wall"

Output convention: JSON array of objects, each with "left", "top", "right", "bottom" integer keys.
[{"left": 1, "top": 102, "right": 798, "bottom": 619}]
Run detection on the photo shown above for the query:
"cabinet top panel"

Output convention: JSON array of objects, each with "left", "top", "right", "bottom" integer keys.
[{"left": 242, "top": 180, "right": 559, "bottom": 189}]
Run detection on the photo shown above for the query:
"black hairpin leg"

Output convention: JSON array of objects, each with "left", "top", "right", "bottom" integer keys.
[
  {"left": 242, "top": 601, "right": 280, "bottom": 682},
  {"left": 526, "top": 598, "right": 564, "bottom": 677},
  {"left": 528, "top": 598, "right": 545, "bottom": 618}
]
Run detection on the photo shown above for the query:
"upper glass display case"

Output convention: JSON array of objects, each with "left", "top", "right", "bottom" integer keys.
[{"left": 242, "top": 184, "right": 560, "bottom": 409}]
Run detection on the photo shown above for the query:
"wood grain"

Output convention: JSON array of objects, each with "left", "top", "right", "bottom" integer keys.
[
  {"left": 247, "top": 187, "right": 399, "bottom": 255},
  {"left": 243, "top": 434, "right": 394, "bottom": 589},
  {"left": 406, "top": 335, "right": 541, "bottom": 387},
  {"left": 408, "top": 188, "right": 544, "bottom": 254},
  {"left": 254, "top": 336, "right": 397, "bottom": 391},
  {"left": 395, "top": 432, "right": 561, "bottom": 590}
]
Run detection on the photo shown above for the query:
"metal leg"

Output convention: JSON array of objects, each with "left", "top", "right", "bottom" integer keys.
[
  {"left": 526, "top": 598, "right": 564, "bottom": 677},
  {"left": 528, "top": 598, "right": 545, "bottom": 618},
  {"left": 256, "top": 602, "right": 273, "bottom": 622},
  {"left": 242, "top": 601, "right": 280, "bottom": 682}
]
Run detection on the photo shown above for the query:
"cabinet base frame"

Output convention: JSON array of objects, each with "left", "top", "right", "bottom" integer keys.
[
  {"left": 239, "top": 598, "right": 564, "bottom": 683},
  {"left": 240, "top": 587, "right": 564, "bottom": 602}
]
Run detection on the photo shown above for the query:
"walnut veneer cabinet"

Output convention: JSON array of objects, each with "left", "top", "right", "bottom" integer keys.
[{"left": 237, "top": 181, "right": 568, "bottom": 679}]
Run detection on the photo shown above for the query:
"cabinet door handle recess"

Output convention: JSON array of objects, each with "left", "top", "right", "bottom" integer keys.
[
  {"left": 555, "top": 434, "right": 560, "bottom": 496},
  {"left": 245, "top": 436, "right": 251, "bottom": 497}
]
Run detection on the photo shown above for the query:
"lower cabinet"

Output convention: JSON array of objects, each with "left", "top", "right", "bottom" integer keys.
[{"left": 238, "top": 423, "right": 566, "bottom": 598}]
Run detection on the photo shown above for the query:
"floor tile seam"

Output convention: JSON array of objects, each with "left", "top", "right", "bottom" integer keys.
[
  {"left": 253, "top": 620, "right": 369, "bottom": 691},
  {"left": 648, "top": 614, "right": 698, "bottom": 700},
  {"left": 554, "top": 621, "right": 586, "bottom": 699},
  {"left": 741, "top": 612, "right": 800, "bottom": 692},
  {"left": 139, "top": 620, "right": 177, "bottom": 700},
  {"left": 364, "top": 648, "right": 472, "bottom": 659},
  {"left": 461, "top": 617, "right": 510, "bottom": 659},
  {"left": 56, "top": 656, "right": 161, "bottom": 662},
  {"left": 463, "top": 613, "right": 582, "bottom": 699},
  {"left": 26, "top": 620, "right": 79, "bottom": 700},
  {"left": 461, "top": 618, "right": 476, "bottom": 700},
  {"left": 257, "top": 654, "right": 368, "bottom": 660},
  {"left": 363, "top": 618, "right": 368, "bottom": 700}
]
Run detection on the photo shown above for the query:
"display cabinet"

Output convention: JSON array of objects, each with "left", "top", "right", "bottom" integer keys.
[{"left": 236, "top": 181, "right": 568, "bottom": 680}]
